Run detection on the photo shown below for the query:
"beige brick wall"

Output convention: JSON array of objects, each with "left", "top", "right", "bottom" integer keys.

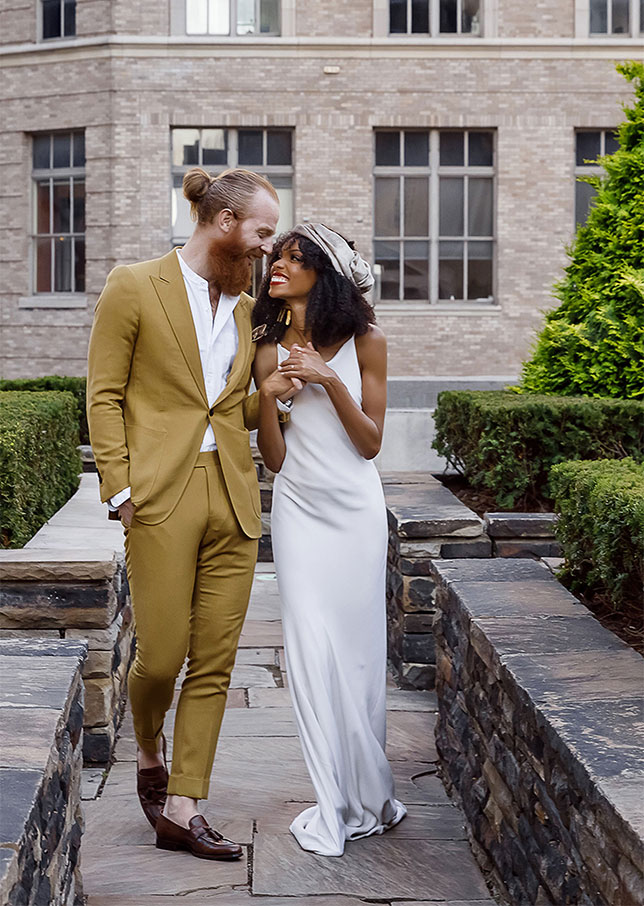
[
  {"left": 497, "top": 0, "right": 575, "bottom": 38},
  {"left": 295, "top": 0, "right": 373, "bottom": 37}
]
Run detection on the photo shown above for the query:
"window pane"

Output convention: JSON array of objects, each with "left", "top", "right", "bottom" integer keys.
[
  {"left": 55, "top": 236, "right": 73, "bottom": 292},
  {"left": 64, "top": 0, "right": 75, "bottom": 35},
  {"left": 641, "top": 0, "right": 644, "bottom": 32},
  {"left": 267, "top": 130, "right": 292, "bottom": 165},
  {"left": 172, "top": 179, "right": 195, "bottom": 240},
  {"left": 439, "top": 177, "right": 464, "bottom": 236},
  {"left": 411, "top": 0, "right": 429, "bottom": 33},
  {"left": 375, "top": 132, "right": 400, "bottom": 166},
  {"left": 604, "top": 131, "right": 619, "bottom": 155},
  {"left": 201, "top": 129, "right": 227, "bottom": 165},
  {"left": 53, "top": 180, "right": 71, "bottom": 232},
  {"left": 42, "top": 0, "right": 61, "bottom": 38},
  {"left": 53, "top": 133, "right": 71, "bottom": 168},
  {"left": 274, "top": 183, "right": 293, "bottom": 234},
  {"left": 468, "top": 132, "right": 493, "bottom": 166},
  {"left": 72, "top": 131, "right": 85, "bottom": 167},
  {"left": 374, "top": 240, "right": 400, "bottom": 299},
  {"left": 33, "top": 135, "right": 50, "bottom": 169},
  {"left": 36, "top": 238, "right": 52, "bottom": 292},
  {"left": 440, "top": 131, "right": 464, "bottom": 166},
  {"left": 375, "top": 177, "right": 400, "bottom": 236},
  {"left": 260, "top": 0, "right": 280, "bottom": 33},
  {"left": 440, "top": 0, "right": 457, "bottom": 32},
  {"left": 186, "top": 0, "right": 208, "bottom": 33},
  {"left": 462, "top": 0, "right": 480, "bottom": 34},
  {"left": 172, "top": 129, "right": 200, "bottom": 166},
  {"left": 74, "top": 238, "right": 85, "bottom": 292},
  {"left": 389, "top": 0, "right": 407, "bottom": 33},
  {"left": 209, "top": 0, "right": 230, "bottom": 33},
  {"left": 439, "top": 240, "right": 464, "bottom": 299},
  {"left": 468, "top": 241, "right": 493, "bottom": 299},
  {"left": 468, "top": 178, "right": 493, "bottom": 236},
  {"left": 37, "top": 181, "right": 50, "bottom": 233},
  {"left": 589, "top": 0, "right": 607, "bottom": 32},
  {"left": 404, "top": 132, "right": 429, "bottom": 166},
  {"left": 238, "top": 130, "right": 263, "bottom": 165},
  {"left": 72, "top": 179, "right": 85, "bottom": 232},
  {"left": 576, "top": 131, "right": 601, "bottom": 166},
  {"left": 404, "top": 240, "right": 429, "bottom": 299},
  {"left": 575, "top": 180, "right": 597, "bottom": 226},
  {"left": 237, "top": 0, "right": 256, "bottom": 34},
  {"left": 611, "top": 0, "right": 629, "bottom": 32},
  {"left": 404, "top": 177, "right": 429, "bottom": 236}
]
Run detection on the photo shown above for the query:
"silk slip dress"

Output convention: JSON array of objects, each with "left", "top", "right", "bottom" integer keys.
[{"left": 271, "top": 335, "right": 406, "bottom": 857}]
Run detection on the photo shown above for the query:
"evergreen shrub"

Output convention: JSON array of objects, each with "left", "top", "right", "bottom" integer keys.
[
  {"left": 0, "top": 391, "right": 81, "bottom": 547},
  {"left": 0, "top": 376, "right": 88, "bottom": 443},
  {"left": 550, "top": 458, "right": 644, "bottom": 606},
  {"left": 432, "top": 390, "right": 644, "bottom": 508}
]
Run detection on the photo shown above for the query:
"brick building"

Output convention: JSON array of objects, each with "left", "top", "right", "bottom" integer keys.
[{"left": 0, "top": 0, "right": 642, "bottom": 382}]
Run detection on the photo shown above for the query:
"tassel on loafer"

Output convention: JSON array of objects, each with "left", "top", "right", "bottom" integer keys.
[{"left": 156, "top": 814, "right": 243, "bottom": 860}]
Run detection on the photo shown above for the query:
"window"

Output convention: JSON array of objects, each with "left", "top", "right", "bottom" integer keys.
[
  {"left": 41, "top": 0, "right": 75, "bottom": 39},
  {"left": 32, "top": 132, "right": 85, "bottom": 294},
  {"left": 389, "top": 0, "right": 481, "bottom": 35},
  {"left": 374, "top": 129, "right": 494, "bottom": 304},
  {"left": 186, "top": 0, "right": 280, "bottom": 35},
  {"left": 171, "top": 128, "right": 293, "bottom": 291},
  {"left": 575, "top": 130, "right": 619, "bottom": 226},
  {"left": 589, "top": 0, "right": 634, "bottom": 33}
]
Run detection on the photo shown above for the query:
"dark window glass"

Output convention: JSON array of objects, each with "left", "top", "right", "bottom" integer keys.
[
  {"left": 75, "top": 238, "right": 85, "bottom": 292},
  {"left": 238, "top": 130, "right": 263, "bottom": 165},
  {"left": 375, "top": 178, "right": 401, "bottom": 236},
  {"left": 462, "top": 0, "right": 480, "bottom": 33},
  {"left": 404, "top": 177, "right": 429, "bottom": 236},
  {"left": 64, "top": 0, "right": 76, "bottom": 35},
  {"left": 468, "top": 132, "right": 493, "bottom": 166},
  {"left": 375, "top": 132, "right": 400, "bottom": 166},
  {"left": 37, "top": 182, "right": 50, "bottom": 233},
  {"left": 53, "top": 133, "right": 71, "bottom": 168},
  {"left": 260, "top": 0, "right": 280, "bottom": 33},
  {"left": 73, "top": 179, "right": 85, "bottom": 232},
  {"left": 374, "top": 240, "right": 400, "bottom": 299},
  {"left": 468, "top": 178, "right": 493, "bottom": 236},
  {"left": 440, "top": 131, "right": 464, "bottom": 166},
  {"left": 576, "top": 132, "right": 601, "bottom": 166},
  {"left": 201, "top": 129, "right": 227, "bottom": 165},
  {"left": 604, "top": 131, "right": 619, "bottom": 155},
  {"left": 389, "top": 0, "right": 407, "bottom": 33},
  {"left": 411, "top": 0, "right": 430, "bottom": 33},
  {"left": 439, "top": 177, "right": 464, "bottom": 236},
  {"left": 42, "top": 0, "right": 61, "bottom": 38},
  {"left": 404, "top": 132, "right": 429, "bottom": 166},
  {"left": 590, "top": 0, "right": 608, "bottom": 32},
  {"left": 53, "top": 180, "right": 71, "bottom": 232},
  {"left": 468, "top": 241, "right": 493, "bottom": 299},
  {"left": 55, "top": 236, "right": 73, "bottom": 292},
  {"left": 439, "top": 240, "right": 463, "bottom": 299},
  {"left": 575, "top": 180, "right": 597, "bottom": 226},
  {"left": 33, "top": 135, "right": 50, "bottom": 169},
  {"left": 72, "top": 131, "right": 85, "bottom": 166},
  {"left": 36, "top": 238, "right": 52, "bottom": 292},
  {"left": 404, "top": 240, "right": 429, "bottom": 298},
  {"left": 612, "top": 0, "right": 629, "bottom": 32},
  {"left": 267, "top": 131, "right": 292, "bottom": 165},
  {"left": 641, "top": 0, "right": 644, "bottom": 33},
  {"left": 440, "top": 0, "right": 457, "bottom": 32}
]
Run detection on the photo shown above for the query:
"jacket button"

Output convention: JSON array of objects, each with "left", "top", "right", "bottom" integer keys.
[{"left": 209, "top": 407, "right": 215, "bottom": 416}]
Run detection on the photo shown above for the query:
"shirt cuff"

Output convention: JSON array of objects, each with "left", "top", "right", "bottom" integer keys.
[
  {"left": 108, "top": 487, "right": 131, "bottom": 511},
  {"left": 276, "top": 397, "right": 293, "bottom": 413}
]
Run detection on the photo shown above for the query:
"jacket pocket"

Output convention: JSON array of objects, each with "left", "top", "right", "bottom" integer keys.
[{"left": 124, "top": 424, "right": 167, "bottom": 506}]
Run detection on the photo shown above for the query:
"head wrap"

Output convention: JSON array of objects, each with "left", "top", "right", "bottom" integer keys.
[{"left": 293, "top": 223, "right": 374, "bottom": 294}]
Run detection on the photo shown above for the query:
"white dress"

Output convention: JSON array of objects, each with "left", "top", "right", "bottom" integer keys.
[{"left": 271, "top": 336, "right": 406, "bottom": 857}]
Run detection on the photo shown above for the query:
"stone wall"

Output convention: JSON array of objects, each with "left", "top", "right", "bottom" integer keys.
[
  {"left": 431, "top": 557, "right": 644, "bottom": 906},
  {"left": 0, "top": 638, "right": 88, "bottom": 906}
]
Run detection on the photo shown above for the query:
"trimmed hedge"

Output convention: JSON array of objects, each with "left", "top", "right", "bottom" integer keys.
[
  {"left": 0, "top": 376, "right": 88, "bottom": 444},
  {"left": 432, "top": 390, "right": 644, "bottom": 508},
  {"left": 0, "top": 391, "right": 81, "bottom": 548},
  {"left": 550, "top": 458, "right": 644, "bottom": 606}
]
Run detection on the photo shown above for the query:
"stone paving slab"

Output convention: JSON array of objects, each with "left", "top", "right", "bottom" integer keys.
[
  {"left": 238, "top": 621, "right": 283, "bottom": 648},
  {"left": 386, "top": 710, "right": 438, "bottom": 762}
]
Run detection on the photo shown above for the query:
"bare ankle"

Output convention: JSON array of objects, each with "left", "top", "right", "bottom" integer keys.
[
  {"left": 137, "top": 739, "right": 164, "bottom": 771},
  {"left": 163, "top": 794, "right": 200, "bottom": 828}
]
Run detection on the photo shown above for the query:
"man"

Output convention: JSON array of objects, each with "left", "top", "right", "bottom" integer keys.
[{"left": 87, "top": 167, "right": 280, "bottom": 859}]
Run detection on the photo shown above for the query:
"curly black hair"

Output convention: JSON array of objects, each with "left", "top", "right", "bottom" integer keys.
[{"left": 252, "top": 230, "right": 376, "bottom": 348}]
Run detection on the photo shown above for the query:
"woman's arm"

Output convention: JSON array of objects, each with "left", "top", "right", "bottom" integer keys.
[
  {"left": 279, "top": 326, "right": 387, "bottom": 460},
  {"left": 252, "top": 343, "right": 291, "bottom": 473}
]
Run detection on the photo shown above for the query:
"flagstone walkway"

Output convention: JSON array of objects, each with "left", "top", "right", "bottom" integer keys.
[{"left": 81, "top": 563, "right": 496, "bottom": 905}]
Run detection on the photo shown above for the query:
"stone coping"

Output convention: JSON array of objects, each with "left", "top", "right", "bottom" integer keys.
[
  {"left": 431, "top": 557, "right": 644, "bottom": 852},
  {"left": 484, "top": 511, "right": 558, "bottom": 538},
  {"left": 0, "top": 549, "right": 121, "bottom": 582},
  {"left": 384, "top": 478, "right": 484, "bottom": 539}
]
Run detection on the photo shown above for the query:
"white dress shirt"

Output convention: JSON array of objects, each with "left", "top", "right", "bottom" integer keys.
[{"left": 109, "top": 249, "right": 240, "bottom": 509}]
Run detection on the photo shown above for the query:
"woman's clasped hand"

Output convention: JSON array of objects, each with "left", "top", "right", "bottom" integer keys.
[{"left": 277, "top": 342, "right": 336, "bottom": 385}]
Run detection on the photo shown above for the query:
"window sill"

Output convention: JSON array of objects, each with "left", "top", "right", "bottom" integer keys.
[
  {"left": 19, "top": 294, "right": 88, "bottom": 309},
  {"left": 376, "top": 302, "right": 502, "bottom": 314}
]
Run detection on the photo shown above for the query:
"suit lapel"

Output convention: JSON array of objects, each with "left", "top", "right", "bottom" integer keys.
[
  {"left": 213, "top": 294, "right": 252, "bottom": 408},
  {"left": 150, "top": 250, "right": 208, "bottom": 406}
]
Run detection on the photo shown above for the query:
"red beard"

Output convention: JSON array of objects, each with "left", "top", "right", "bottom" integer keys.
[{"left": 208, "top": 233, "right": 254, "bottom": 296}]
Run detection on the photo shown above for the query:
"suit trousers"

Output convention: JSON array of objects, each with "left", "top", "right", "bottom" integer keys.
[{"left": 124, "top": 451, "right": 258, "bottom": 800}]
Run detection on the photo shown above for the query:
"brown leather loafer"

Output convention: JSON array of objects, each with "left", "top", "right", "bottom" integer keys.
[
  {"left": 137, "top": 736, "right": 168, "bottom": 830},
  {"left": 156, "top": 814, "right": 242, "bottom": 860}
]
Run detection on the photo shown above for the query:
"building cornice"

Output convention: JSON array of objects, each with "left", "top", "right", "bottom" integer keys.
[{"left": 1, "top": 34, "right": 643, "bottom": 66}]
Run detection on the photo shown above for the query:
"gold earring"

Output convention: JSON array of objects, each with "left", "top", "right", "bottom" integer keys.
[{"left": 277, "top": 308, "right": 291, "bottom": 326}]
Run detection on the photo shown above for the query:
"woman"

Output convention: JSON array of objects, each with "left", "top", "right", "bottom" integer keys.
[{"left": 252, "top": 223, "right": 406, "bottom": 858}]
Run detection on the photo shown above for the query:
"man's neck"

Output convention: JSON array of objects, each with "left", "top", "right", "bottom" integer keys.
[{"left": 179, "top": 236, "right": 216, "bottom": 284}]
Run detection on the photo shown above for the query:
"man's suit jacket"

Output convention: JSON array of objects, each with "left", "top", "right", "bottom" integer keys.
[{"left": 87, "top": 248, "right": 261, "bottom": 537}]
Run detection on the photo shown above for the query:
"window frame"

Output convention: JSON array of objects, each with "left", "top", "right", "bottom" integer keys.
[
  {"left": 30, "top": 130, "right": 86, "bottom": 298},
  {"left": 39, "top": 0, "right": 76, "bottom": 41},
  {"left": 574, "top": 128, "right": 618, "bottom": 228},
  {"left": 184, "top": 0, "right": 281, "bottom": 36},
  {"left": 585, "top": 0, "right": 642, "bottom": 35},
  {"left": 388, "top": 0, "right": 483, "bottom": 37},
  {"left": 373, "top": 128, "right": 496, "bottom": 306}
]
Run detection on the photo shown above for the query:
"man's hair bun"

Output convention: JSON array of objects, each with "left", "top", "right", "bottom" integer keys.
[{"left": 183, "top": 167, "right": 212, "bottom": 204}]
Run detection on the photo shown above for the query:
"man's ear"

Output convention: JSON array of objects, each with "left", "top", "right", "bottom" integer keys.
[{"left": 218, "top": 208, "right": 236, "bottom": 233}]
